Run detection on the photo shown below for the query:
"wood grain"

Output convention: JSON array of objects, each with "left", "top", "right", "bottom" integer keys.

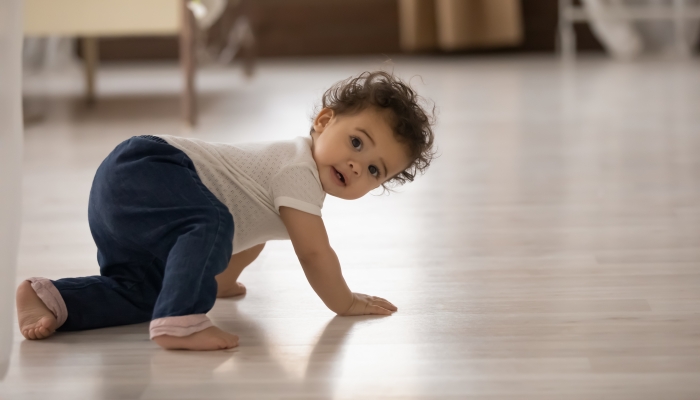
[{"left": 2, "top": 56, "right": 700, "bottom": 399}]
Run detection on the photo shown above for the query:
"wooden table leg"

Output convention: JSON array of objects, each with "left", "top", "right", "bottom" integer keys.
[
  {"left": 181, "top": 0, "right": 196, "bottom": 127},
  {"left": 81, "top": 37, "right": 98, "bottom": 105}
]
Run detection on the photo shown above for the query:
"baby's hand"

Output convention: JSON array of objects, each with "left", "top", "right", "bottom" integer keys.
[{"left": 341, "top": 293, "right": 398, "bottom": 316}]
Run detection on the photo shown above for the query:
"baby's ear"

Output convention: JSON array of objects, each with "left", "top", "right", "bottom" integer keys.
[{"left": 313, "top": 108, "right": 334, "bottom": 134}]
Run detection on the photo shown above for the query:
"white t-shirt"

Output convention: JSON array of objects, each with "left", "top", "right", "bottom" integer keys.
[{"left": 160, "top": 135, "right": 326, "bottom": 254}]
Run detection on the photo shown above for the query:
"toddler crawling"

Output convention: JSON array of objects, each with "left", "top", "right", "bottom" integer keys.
[{"left": 16, "top": 71, "right": 435, "bottom": 350}]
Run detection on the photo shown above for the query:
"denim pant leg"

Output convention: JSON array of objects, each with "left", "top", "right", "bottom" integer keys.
[
  {"left": 51, "top": 135, "right": 233, "bottom": 333},
  {"left": 151, "top": 190, "right": 233, "bottom": 321},
  {"left": 130, "top": 138, "right": 235, "bottom": 336},
  {"left": 52, "top": 252, "right": 163, "bottom": 332}
]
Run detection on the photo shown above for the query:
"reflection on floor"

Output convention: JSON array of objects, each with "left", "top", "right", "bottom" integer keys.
[{"left": 3, "top": 56, "right": 700, "bottom": 399}]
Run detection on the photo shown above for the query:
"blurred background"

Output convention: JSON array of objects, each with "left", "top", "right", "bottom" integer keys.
[
  {"left": 19, "top": 0, "right": 700, "bottom": 124},
  {"left": 23, "top": 0, "right": 700, "bottom": 60}
]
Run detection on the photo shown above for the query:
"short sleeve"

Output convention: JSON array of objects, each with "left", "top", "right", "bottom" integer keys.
[{"left": 270, "top": 163, "right": 325, "bottom": 216}]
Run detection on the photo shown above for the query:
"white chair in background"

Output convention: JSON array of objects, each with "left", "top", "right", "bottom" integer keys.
[
  {"left": 0, "top": 0, "right": 24, "bottom": 380},
  {"left": 559, "top": 0, "right": 700, "bottom": 59}
]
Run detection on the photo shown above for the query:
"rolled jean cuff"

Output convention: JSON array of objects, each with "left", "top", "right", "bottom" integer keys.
[
  {"left": 149, "top": 314, "right": 213, "bottom": 339},
  {"left": 27, "top": 277, "right": 68, "bottom": 328}
]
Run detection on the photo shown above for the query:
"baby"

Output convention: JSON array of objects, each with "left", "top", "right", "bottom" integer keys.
[{"left": 16, "top": 71, "right": 435, "bottom": 351}]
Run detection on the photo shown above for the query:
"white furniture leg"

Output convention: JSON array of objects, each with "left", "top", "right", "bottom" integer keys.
[{"left": 0, "top": 0, "right": 24, "bottom": 380}]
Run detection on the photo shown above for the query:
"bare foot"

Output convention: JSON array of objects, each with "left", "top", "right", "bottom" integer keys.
[
  {"left": 217, "top": 282, "right": 246, "bottom": 298},
  {"left": 16, "top": 280, "right": 58, "bottom": 340},
  {"left": 152, "top": 326, "right": 239, "bottom": 351}
]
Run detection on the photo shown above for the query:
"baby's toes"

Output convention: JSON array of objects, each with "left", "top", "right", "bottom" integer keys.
[
  {"left": 36, "top": 326, "right": 52, "bottom": 339},
  {"left": 232, "top": 282, "right": 246, "bottom": 296},
  {"left": 215, "top": 338, "right": 232, "bottom": 350},
  {"left": 224, "top": 335, "right": 239, "bottom": 349},
  {"left": 24, "top": 328, "right": 37, "bottom": 340}
]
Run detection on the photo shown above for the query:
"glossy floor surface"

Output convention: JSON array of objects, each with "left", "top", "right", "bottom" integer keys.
[{"left": 2, "top": 56, "right": 700, "bottom": 399}]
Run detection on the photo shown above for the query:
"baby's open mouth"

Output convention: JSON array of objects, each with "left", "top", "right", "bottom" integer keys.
[{"left": 334, "top": 168, "right": 345, "bottom": 184}]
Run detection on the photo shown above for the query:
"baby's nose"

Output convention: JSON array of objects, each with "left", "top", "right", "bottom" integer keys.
[{"left": 348, "top": 161, "right": 361, "bottom": 175}]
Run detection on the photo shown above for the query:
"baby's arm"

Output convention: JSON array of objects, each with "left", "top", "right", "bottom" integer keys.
[{"left": 279, "top": 206, "right": 397, "bottom": 316}]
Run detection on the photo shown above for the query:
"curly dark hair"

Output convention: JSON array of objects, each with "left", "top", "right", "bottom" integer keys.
[{"left": 314, "top": 71, "right": 436, "bottom": 187}]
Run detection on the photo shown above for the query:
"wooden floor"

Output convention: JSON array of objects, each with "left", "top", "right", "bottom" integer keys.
[{"left": 3, "top": 56, "right": 700, "bottom": 399}]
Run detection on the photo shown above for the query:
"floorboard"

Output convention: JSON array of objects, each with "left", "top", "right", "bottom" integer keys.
[{"left": 2, "top": 55, "right": 700, "bottom": 399}]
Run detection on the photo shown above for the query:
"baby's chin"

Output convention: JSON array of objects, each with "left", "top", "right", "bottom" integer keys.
[
  {"left": 321, "top": 184, "right": 364, "bottom": 200},
  {"left": 329, "top": 193, "right": 360, "bottom": 200}
]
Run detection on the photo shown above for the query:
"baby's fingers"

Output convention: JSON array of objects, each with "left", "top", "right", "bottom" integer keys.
[
  {"left": 367, "top": 304, "right": 394, "bottom": 315},
  {"left": 372, "top": 297, "right": 398, "bottom": 312}
]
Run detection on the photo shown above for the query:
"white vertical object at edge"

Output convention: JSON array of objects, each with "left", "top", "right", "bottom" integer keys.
[{"left": 0, "top": 0, "right": 23, "bottom": 380}]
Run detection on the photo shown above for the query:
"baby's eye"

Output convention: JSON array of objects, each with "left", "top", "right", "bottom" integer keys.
[
  {"left": 351, "top": 137, "right": 362, "bottom": 150},
  {"left": 368, "top": 165, "right": 379, "bottom": 177}
]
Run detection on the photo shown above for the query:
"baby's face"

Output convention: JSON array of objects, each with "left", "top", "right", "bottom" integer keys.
[{"left": 311, "top": 107, "right": 411, "bottom": 200}]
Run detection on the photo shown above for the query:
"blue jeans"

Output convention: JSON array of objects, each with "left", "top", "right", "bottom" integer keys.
[{"left": 53, "top": 135, "right": 234, "bottom": 331}]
